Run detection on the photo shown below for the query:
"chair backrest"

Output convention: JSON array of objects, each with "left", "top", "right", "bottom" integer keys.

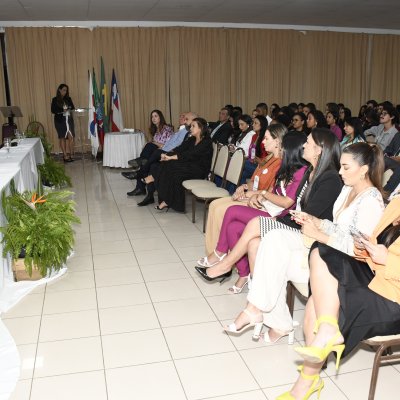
[
  {"left": 225, "top": 148, "right": 245, "bottom": 186},
  {"left": 213, "top": 145, "right": 230, "bottom": 180},
  {"left": 209, "top": 142, "right": 221, "bottom": 180},
  {"left": 383, "top": 169, "right": 394, "bottom": 187}
]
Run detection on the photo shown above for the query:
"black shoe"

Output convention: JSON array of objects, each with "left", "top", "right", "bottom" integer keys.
[
  {"left": 121, "top": 171, "right": 138, "bottom": 180},
  {"left": 128, "top": 157, "right": 142, "bottom": 167},
  {"left": 127, "top": 188, "right": 146, "bottom": 196},
  {"left": 137, "top": 196, "right": 155, "bottom": 206},
  {"left": 195, "top": 266, "right": 232, "bottom": 284}
]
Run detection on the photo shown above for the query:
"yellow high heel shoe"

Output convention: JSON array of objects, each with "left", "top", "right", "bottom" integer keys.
[
  {"left": 295, "top": 315, "right": 345, "bottom": 370},
  {"left": 276, "top": 365, "right": 324, "bottom": 400}
]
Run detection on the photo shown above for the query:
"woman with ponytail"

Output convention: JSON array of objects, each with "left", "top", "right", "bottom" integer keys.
[{"left": 277, "top": 144, "right": 396, "bottom": 400}]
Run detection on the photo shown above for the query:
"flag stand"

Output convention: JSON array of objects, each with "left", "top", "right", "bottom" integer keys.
[{"left": 72, "top": 108, "right": 91, "bottom": 160}]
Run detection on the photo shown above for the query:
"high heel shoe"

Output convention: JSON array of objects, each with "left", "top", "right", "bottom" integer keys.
[
  {"left": 276, "top": 365, "right": 324, "bottom": 400},
  {"left": 154, "top": 204, "right": 169, "bottom": 212},
  {"left": 223, "top": 309, "right": 264, "bottom": 340},
  {"left": 228, "top": 274, "right": 251, "bottom": 294},
  {"left": 263, "top": 321, "right": 299, "bottom": 345},
  {"left": 197, "top": 249, "right": 227, "bottom": 268},
  {"left": 294, "top": 315, "right": 345, "bottom": 370},
  {"left": 195, "top": 266, "right": 232, "bottom": 284}
]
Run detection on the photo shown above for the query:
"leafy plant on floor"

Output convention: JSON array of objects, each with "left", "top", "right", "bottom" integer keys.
[{"left": 0, "top": 180, "right": 80, "bottom": 277}]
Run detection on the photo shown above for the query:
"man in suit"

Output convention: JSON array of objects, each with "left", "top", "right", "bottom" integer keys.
[{"left": 209, "top": 107, "right": 233, "bottom": 144}]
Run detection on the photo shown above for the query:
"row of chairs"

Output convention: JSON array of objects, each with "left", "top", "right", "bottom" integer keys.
[{"left": 183, "top": 143, "right": 245, "bottom": 232}]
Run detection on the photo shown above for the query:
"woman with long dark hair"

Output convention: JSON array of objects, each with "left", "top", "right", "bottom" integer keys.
[
  {"left": 235, "top": 114, "right": 255, "bottom": 157},
  {"left": 154, "top": 118, "right": 213, "bottom": 212},
  {"left": 341, "top": 117, "right": 365, "bottom": 149},
  {"left": 197, "top": 130, "right": 308, "bottom": 292},
  {"left": 130, "top": 109, "right": 173, "bottom": 168},
  {"left": 279, "top": 144, "right": 388, "bottom": 400},
  {"left": 240, "top": 115, "right": 269, "bottom": 183},
  {"left": 51, "top": 84, "right": 75, "bottom": 162}
]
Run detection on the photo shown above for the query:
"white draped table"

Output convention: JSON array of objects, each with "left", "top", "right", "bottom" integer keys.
[
  {"left": 0, "top": 138, "right": 66, "bottom": 399},
  {"left": 0, "top": 138, "right": 44, "bottom": 192},
  {"left": 103, "top": 131, "right": 145, "bottom": 168}
]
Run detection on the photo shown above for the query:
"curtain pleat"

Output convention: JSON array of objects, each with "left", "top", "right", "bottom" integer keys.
[{"left": 3, "top": 26, "right": 399, "bottom": 151}]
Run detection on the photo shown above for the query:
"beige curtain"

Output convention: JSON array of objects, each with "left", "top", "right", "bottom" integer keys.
[
  {"left": 4, "top": 26, "right": 399, "bottom": 150},
  {"left": 369, "top": 34, "right": 400, "bottom": 106}
]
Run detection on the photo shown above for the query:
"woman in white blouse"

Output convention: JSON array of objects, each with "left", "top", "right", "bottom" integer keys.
[
  {"left": 224, "top": 143, "right": 385, "bottom": 345},
  {"left": 235, "top": 114, "right": 255, "bottom": 157}
]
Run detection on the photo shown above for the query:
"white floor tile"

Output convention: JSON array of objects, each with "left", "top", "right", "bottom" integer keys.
[
  {"left": 66, "top": 255, "right": 93, "bottom": 271},
  {"left": 18, "top": 344, "right": 37, "bottom": 380},
  {"left": 175, "top": 352, "right": 259, "bottom": 400},
  {"left": 154, "top": 297, "right": 217, "bottom": 327},
  {"left": 90, "top": 229, "right": 128, "bottom": 241},
  {"left": 175, "top": 245, "right": 205, "bottom": 261},
  {"left": 130, "top": 236, "right": 173, "bottom": 252},
  {"left": 39, "top": 310, "right": 100, "bottom": 342},
  {"left": 140, "top": 262, "right": 189, "bottom": 282},
  {"left": 263, "top": 377, "right": 348, "bottom": 400},
  {"left": 94, "top": 266, "right": 143, "bottom": 287},
  {"left": 92, "top": 251, "right": 138, "bottom": 269},
  {"left": 34, "top": 337, "right": 103, "bottom": 378},
  {"left": 240, "top": 344, "right": 302, "bottom": 388},
  {"left": 126, "top": 226, "right": 166, "bottom": 239},
  {"left": 207, "top": 391, "right": 266, "bottom": 400},
  {"left": 330, "top": 366, "right": 400, "bottom": 400},
  {"left": 99, "top": 303, "right": 159, "bottom": 335},
  {"left": 43, "top": 288, "right": 97, "bottom": 314},
  {"left": 135, "top": 248, "right": 181, "bottom": 265},
  {"left": 91, "top": 239, "right": 132, "bottom": 255},
  {"left": 46, "top": 270, "right": 95, "bottom": 292},
  {"left": 206, "top": 293, "right": 249, "bottom": 320},
  {"left": 30, "top": 371, "right": 107, "bottom": 400},
  {"left": 106, "top": 361, "right": 186, "bottom": 400},
  {"left": 147, "top": 278, "right": 202, "bottom": 302},
  {"left": 9, "top": 379, "right": 31, "bottom": 400},
  {"left": 96, "top": 283, "right": 151, "bottom": 308},
  {"left": 102, "top": 329, "right": 171, "bottom": 368},
  {"left": 164, "top": 321, "right": 235, "bottom": 359}
]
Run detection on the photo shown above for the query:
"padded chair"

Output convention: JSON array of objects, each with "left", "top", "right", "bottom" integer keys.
[
  {"left": 191, "top": 148, "right": 245, "bottom": 232},
  {"left": 183, "top": 145, "right": 230, "bottom": 223},
  {"left": 182, "top": 142, "right": 224, "bottom": 193},
  {"left": 382, "top": 169, "right": 394, "bottom": 187}
]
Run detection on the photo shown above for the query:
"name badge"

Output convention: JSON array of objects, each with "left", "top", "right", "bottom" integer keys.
[
  {"left": 262, "top": 168, "right": 269, "bottom": 175},
  {"left": 253, "top": 175, "right": 259, "bottom": 191}
]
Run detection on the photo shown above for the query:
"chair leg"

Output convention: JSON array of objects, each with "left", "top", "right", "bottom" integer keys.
[
  {"left": 286, "top": 282, "right": 295, "bottom": 318},
  {"left": 191, "top": 194, "right": 196, "bottom": 223},
  {"left": 203, "top": 200, "right": 210, "bottom": 233},
  {"left": 368, "top": 344, "right": 387, "bottom": 400}
]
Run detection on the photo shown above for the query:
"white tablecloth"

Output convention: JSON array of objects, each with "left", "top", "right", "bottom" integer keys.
[
  {"left": 0, "top": 138, "right": 44, "bottom": 192},
  {"left": 0, "top": 142, "right": 64, "bottom": 399},
  {"left": 103, "top": 131, "right": 145, "bottom": 168}
]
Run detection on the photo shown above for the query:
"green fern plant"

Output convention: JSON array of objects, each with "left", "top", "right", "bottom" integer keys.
[
  {"left": 0, "top": 181, "right": 80, "bottom": 277},
  {"left": 38, "top": 156, "right": 72, "bottom": 188}
]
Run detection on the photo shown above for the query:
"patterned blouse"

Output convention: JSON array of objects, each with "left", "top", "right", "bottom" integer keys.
[
  {"left": 340, "top": 135, "right": 365, "bottom": 150},
  {"left": 153, "top": 125, "right": 174, "bottom": 145}
]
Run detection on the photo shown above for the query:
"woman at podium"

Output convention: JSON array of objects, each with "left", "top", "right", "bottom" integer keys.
[{"left": 51, "top": 83, "right": 75, "bottom": 162}]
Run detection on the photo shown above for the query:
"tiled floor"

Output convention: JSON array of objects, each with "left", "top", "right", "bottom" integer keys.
[{"left": 3, "top": 159, "right": 400, "bottom": 399}]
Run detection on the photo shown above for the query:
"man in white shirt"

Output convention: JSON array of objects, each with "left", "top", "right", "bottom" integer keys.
[
  {"left": 209, "top": 108, "right": 233, "bottom": 144},
  {"left": 364, "top": 105, "right": 399, "bottom": 150}
]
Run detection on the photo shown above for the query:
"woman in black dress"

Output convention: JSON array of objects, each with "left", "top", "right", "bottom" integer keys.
[
  {"left": 51, "top": 83, "right": 75, "bottom": 162},
  {"left": 155, "top": 117, "right": 213, "bottom": 212},
  {"left": 279, "top": 197, "right": 400, "bottom": 400}
]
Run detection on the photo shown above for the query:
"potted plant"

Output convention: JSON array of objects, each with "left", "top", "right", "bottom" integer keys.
[{"left": 0, "top": 180, "right": 80, "bottom": 280}]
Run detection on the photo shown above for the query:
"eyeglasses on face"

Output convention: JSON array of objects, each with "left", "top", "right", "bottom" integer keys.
[{"left": 381, "top": 111, "right": 388, "bottom": 116}]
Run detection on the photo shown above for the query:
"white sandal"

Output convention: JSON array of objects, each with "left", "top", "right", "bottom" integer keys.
[
  {"left": 228, "top": 274, "right": 251, "bottom": 294},
  {"left": 263, "top": 321, "right": 299, "bottom": 345},
  {"left": 197, "top": 250, "right": 227, "bottom": 267},
  {"left": 223, "top": 309, "right": 264, "bottom": 340}
]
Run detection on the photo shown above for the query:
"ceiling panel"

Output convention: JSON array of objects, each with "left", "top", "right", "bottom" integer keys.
[{"left": 0, "top": 0, "right": 398, "bottom": 31}]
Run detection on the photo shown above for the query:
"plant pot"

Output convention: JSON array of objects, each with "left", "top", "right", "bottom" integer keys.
[{"left": 12, "top": 258, "right": 43, "bottom": 281}]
